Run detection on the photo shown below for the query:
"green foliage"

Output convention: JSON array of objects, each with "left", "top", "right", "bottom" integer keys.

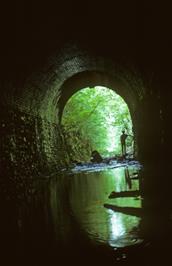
[{"left": 61, "top": 86, "right": 133, "bottom": 160}]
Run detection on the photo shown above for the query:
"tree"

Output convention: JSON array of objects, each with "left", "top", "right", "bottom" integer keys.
[{"left": 61, "top": 86, "right": 133, "bottom": 161}]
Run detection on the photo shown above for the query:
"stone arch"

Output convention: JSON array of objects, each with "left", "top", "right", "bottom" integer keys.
[
  {"left": 57, "top": 64, "right": 146, "bottom": 161},
  {"left": 1, "top": 44, "right": 163, "bottom": 176},
  {"left": 58, "top": 70, "right": 139, "bottom": 121}
]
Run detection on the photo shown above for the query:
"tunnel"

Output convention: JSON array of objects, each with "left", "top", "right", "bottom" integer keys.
[
  {"left": 1, "top": 43, "right": 167, "bottom": 177},
  {"left": 1, "top": 2, "right": 172, "bottom": 266},
  {"left": 1, "top": 47, "right": 158, "bottom": 175}
]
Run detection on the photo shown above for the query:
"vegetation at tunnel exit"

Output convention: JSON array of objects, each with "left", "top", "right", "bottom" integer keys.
[{"left": 61, "top": 86, "right": 133, "bottom": 161}]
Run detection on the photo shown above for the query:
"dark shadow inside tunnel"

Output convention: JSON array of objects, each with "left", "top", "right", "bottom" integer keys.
[
  {"left": 1, "top": 2, "right": 172, "bottom": 265},
  {"left": 1, "top": 38, "right": 172, "bottom": 265}
]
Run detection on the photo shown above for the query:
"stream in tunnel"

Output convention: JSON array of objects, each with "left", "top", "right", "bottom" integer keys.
[
  {"left": 1, "top": 3, "right": 172, "bottom": 265},
  {"left": 0, "top": 162, "right": 172, "bottom": 265},
  {"left": 68, "top": 164, "right": 142, "bottom": 247}
]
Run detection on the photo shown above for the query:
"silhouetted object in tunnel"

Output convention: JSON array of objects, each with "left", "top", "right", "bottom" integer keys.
[
  {"left": 120, "top": 130, "right": 128, "bottom": 157},
  {"left": 90, "top": 150, "right": 103, "bottom": 163},
  {"left": 108, "top": 190, "right": 140, "bottom": 199},
  {"left": 125, "top": 166, "right": 132, "bottom": 189}
]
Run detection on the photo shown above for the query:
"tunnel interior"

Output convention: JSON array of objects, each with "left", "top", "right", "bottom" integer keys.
[
  {"left": 1, "top": 45, "right": 169, "bottom": 209},
  {"left": 1, "top": 3, "right": 172, "bottom": 265},
  {"left": 1, "top": 49, "right": 149, "bottom": 178}
]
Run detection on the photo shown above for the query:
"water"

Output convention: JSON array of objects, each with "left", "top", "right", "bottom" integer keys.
[
  {"left": 69, "top": 165, "right": 142, "bottom": 248},
  {"left": 0, "top": 163, "right": 171, "bottom": 265}
]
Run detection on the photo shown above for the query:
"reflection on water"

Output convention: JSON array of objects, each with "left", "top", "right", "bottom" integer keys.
[
  {"left": 1, "top": 163, "right": 172, "bottom": 265},
  {"left": 69, "top": 166, "right": 142, "bottom": 248},
  {"left": 1, "top": 164, "right": 160, "bottom": 265}
]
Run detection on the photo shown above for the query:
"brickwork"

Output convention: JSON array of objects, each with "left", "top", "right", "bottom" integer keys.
[
  {"left": 0, "top": 44, "right": 167, "bottom": 182},
  {"left": 0, "top": 105, "right": 69, "bottom": 182}
]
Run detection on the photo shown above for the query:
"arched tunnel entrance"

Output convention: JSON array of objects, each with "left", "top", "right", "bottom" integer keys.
[
  {"left": 58, "top": 70, "right": 142, "bottom": 162},
  {"left": 0, "top": 47, "right": 171, "bottom": 265},
  {"left": 61, "top": 85, "right": 135, "bottom": 162}
]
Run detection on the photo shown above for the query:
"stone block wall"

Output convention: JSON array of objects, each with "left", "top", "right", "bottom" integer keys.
[
  {"left": 0, "top": 43, "right": 169, "bottom": 187},
  {"left": 0, "top": 104, "right": 69, "bottom": 183}
]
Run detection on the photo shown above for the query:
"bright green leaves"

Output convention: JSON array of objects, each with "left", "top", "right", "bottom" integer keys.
[{"left": 62, "top": 86, "right": 133, "bottom": 160}]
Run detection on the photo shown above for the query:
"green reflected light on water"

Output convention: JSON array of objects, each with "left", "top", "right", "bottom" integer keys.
[{"left": 69, "top": 166, "right": 142, "bottom": 247}]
